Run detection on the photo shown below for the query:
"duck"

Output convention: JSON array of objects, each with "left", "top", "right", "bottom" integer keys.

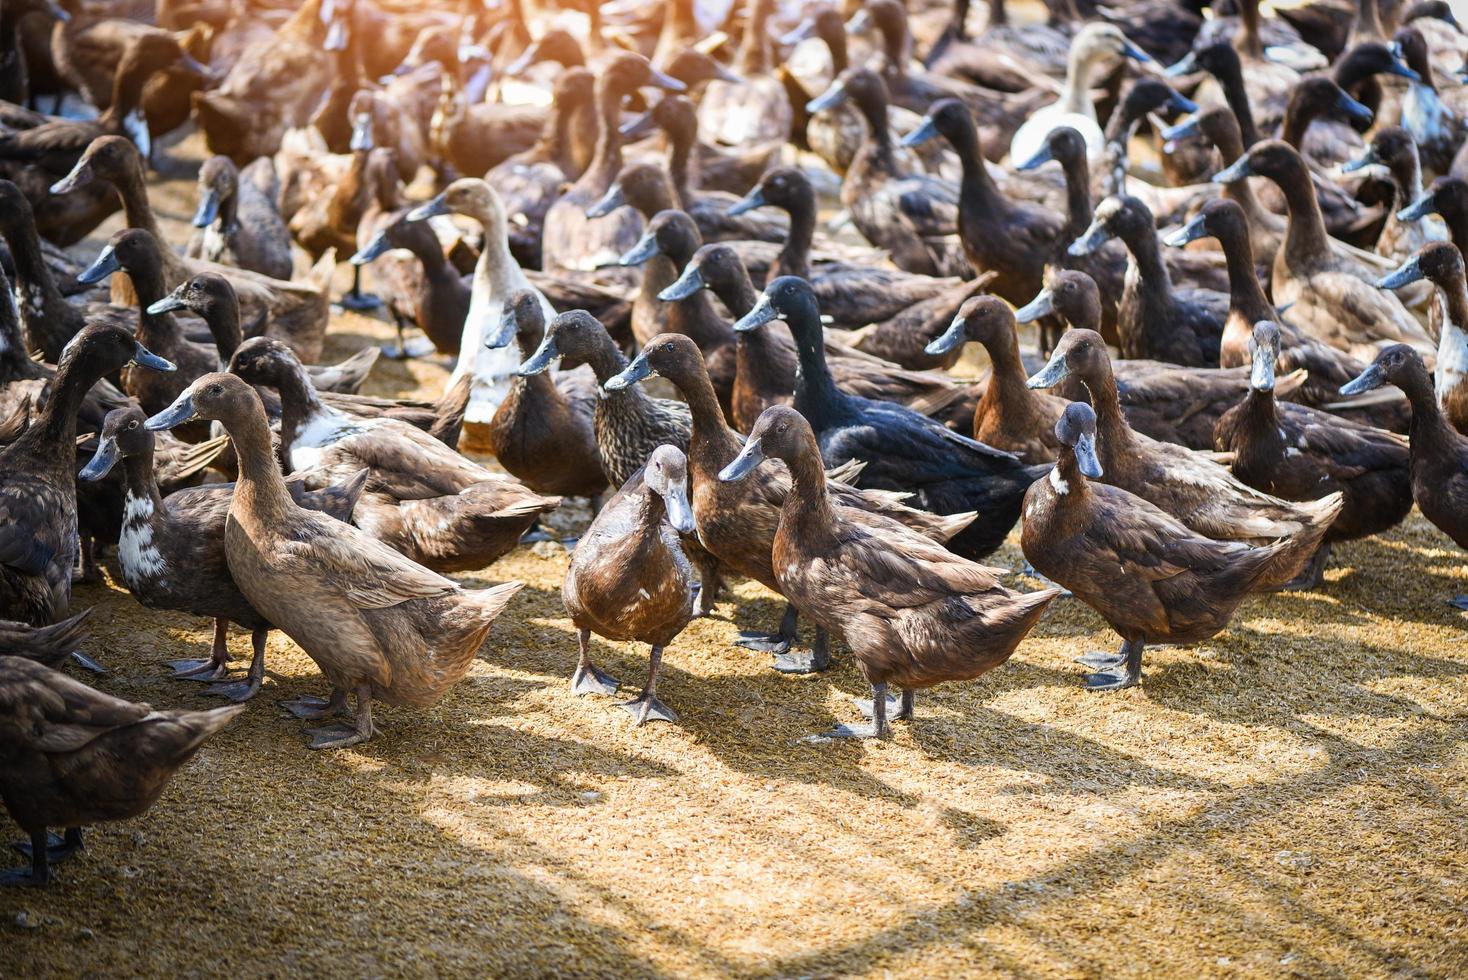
[
  {"left": 1394, "top": 26, "right": 1465, "bottom": 177},
  {"left": 1343, "top": 126, "right": 1449, "bottom": 265},
  {"left": 1215, "top": 140, "right": 1435, "bottom": 360},
  {"left": 482, "top": 290, "right": 605, "bottom": 501},
  {"left": 143, "top": 373, "right": 523, "bottom": 750},
  {"left": 1377, "top": 242, "right": 1468, "bottom": 434},
  {"left": 349, "top": 199, "right": 471, "bottom": 361},
  {"left": 0, "top": 0, "right": 67, "bottom": 106},
  {"left": 1021, "top": 402, "right": 1338, "bottom": 690},
  {"left": 695, "top": 0, "right": 789, "bottom": 147},
  {"left": 1213, "top": 321, "right": 1412, "bottom": 585},
  {"left": 615, "top": 209, "right": 735, "bottom": 369},
  {"left": 54, "top": 137, "right": 335, "bottom": 364},
  {"left": 605, "top": 332, "right": 978, "bottom": 669},
  {"left": 1070, "top": 194, "right": 1227, "bottom": 366},
  {"left": 485, "top": 67, "right": 597, "bottom": 238},
  {"left": 925, "top": 295, "right": 1071, "bottom": 463},
  {"left": 77, "top": 406, "right": 367, "bottom": 701},
  {"left": 1009, "top": 22, "right": 1153, "bottom": 164},
  {"left": 622, "top": 92, "right": 780, "bottom": 199},
  {"left": 0, "top": 322, "right": 174, "bottom": 626},
  {"left": 1340, "top": 343, "right": 1468, "bottom": 607},
  {"left": 923, "top": 0, "right": 1071, "bottom": 91},
  {"left": 227, "top": 338, "right": 552, "bottom": 573},
  {"left": 561, "top": 445, "right": 694, "bottom": 725},
  {"left": 719, "top": 404, "right": 1057, "bottom": 737},
  {"left": 1097, "top": 76, "right": 1204, "bottom": 193},
  {"left": 806, "top": 68, "right": 964, "bottom": 278},
  {"left": 540, "top": 51, "right": 687, "bottom": 274},
  {"left": 777, "top": 3, "right": 877, "bottom": 177},
  {"left": 1278, "top": 73, "right": 1376, "bottom": 170},
  {"left": 1027, "top": 328, "right": 1342, "bottom": 588},
  {"left": 0, "top": 656, "right": 243, "bottom": 885},
  {"left": 0, "top": 608, "right": 92, "bottom": 670},
  {"left": 185, "top": 155, "right": 294, "bottom": 283},
  {"left": 1400, "top": 176, "right": 1468, "bottom": 250},
  {"left": 735, "top": 276, "right": 1044, "bottom": 561}
]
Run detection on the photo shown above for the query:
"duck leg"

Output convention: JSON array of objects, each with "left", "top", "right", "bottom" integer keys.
[
  {"left": 854, "top": 688, "right": 915, "bottom": 721},
  {"left": 571, "top": 629, "right": 620, "bottom": 696},
  {"left": 1084, "top": 638, "right": 1144, "bottom": 691},
  {"left": 690, "top": 557, "right": 722, "bottom": 617},
  {"left": 167, "top": 619, "right": 235, "bottom": 681},
  {"left": 811, "top": 681, "right": 892, "bottom": 740},
  {"left": 11, "top": 827, "right": 82, "bottom": 864},
  {"left": 736, "top": 603, "right": 799, "bottom": 654},
  {"left": 338, "top": 265, "right": 382, "bottom": 311},
  {"left": 1280, "top": 544, "right": 1331, "bottom": 591},
  {"left": 207, "top": 628, "right": 267, "bottom": 702},
  {"left": 621, "top": 645, "right": 678, "bottom": 726},
  {"left": 382, "top": 312, "right": 436, "bottom": 360},
  {"left": 305, "top": 683, "right": 377, "bottom": 749},
  {"left": 772, "top": 626, "right": 832, "bottom": 674},
  {"left": 1, "top": 830, "right": 51, "bottom": 887},
  {"left": 280, "top": 686, "right": 350, "bottom": 720},
  {"left": 1451, "top": 594, "right": 1468, "bottom": 611}
]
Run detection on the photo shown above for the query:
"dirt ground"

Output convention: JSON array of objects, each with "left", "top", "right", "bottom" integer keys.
[{"left": 2, "top": 129, "right": 1466, "bottom": 978}]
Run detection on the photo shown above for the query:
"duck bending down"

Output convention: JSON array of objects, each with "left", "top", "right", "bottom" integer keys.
[
  {"left": 144, "top": 374, "right": 524, "bottom": 750},
  {"left": 562, "top": 446, "right": 695, "bottom": 725},
  {"left": 720, "top": 406, "right": 1058, "bottom": 738},
  {"left": 0, "top": 656, "right": 243, "bottom": 886},
  {"left": 734, "top": 277, "right": 1045, "bottom": 562},
  {"left": 227, "top": 338, "right": 558, "bottom": 573},
  {"left": 1341, "top": 344, "right": 1468, "bottom": 607},
  {"left": 1213, "top": 322, "right": 1412, "bottom": 586},
  {"left": 0, "top": 323, "right": 175, "bottom": 626},
  {"left": 0, "top": 610, "right": 92, "bottom": 670},
  {"left": 605, "top": 333, "right": 975, "bottom": 673},
  {"left": 1028, "top": 329, "right": 1341, "bottom": 589},
  {"left": 1021, "top": 403, "right": 1339, "bottom": 691},
  {"left": 78, "top": 406, "right": 367, "bottom": 702}
]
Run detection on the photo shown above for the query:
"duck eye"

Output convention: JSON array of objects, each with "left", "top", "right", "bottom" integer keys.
[
  {"left": 128, "top": 420, "right": 138, "bottom": 429},
  {"left": 209, "top": 384, "right": 223, "bottom": 394}
]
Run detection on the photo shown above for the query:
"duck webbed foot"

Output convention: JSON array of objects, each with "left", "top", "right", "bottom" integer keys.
[
  {"left": 854, "top": 688, "right": 914, "bottom": 721},
  {"left": 306, "top": 685, "right": 376, "bottom": 750},
  {"left": 207, "top": 629, "right": 267, "bottom": 702},
  {"left": 1449, "top": 595, "right": 1468, "bottom": 611},
  {"left": 1084, "top": 639, "right": 1143, "bottom": 691},
  {"left": 806, "top": 682, "right": 893, "bottom": 741},
  {"left": 1, "top": 831, "right": 56, "bottom": 887},
  {"left": 280, "top": 688, "right": 350, "bottom": 720},
  {"left": 338, "top": 265, "right": 381, "bottom": 311},
  {"left": 169, "top": 619, "right": 235, "bottom": 682},
  {"left": 382, "top": 316, "right": 436, "bottom": 359},
  {"left": 771, "top": 627, "right": 832, "bottom": 674},
  {"left": 735, "top": 604, "right": 798, "bottom": 654},
  {"left": 1076, "top": 651, "right": 1126, "bottom": 669},
  {"left": 620, "top": 646, "right": 678, "bottom": 726},
  {"left": 1279, "top": 544, "right": 1330, "bottom": 591},
  {"left": 690, "top": 560, "right": 722, "bottom": 618},
  {"left": 11, "top": 828, "right": 82, "bottom": 864},
  {"left": 571, "top": 629, "right": 620, "bottom": 696}
]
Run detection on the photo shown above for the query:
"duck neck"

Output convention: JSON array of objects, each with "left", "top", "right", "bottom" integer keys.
[
  {"left": 675, "top": 362, "right": 742, "bottom": 462},
  {"left": 738, "top": 0, "right": 773, "bottom": 75},
  {"left": 1276, "top": 163, "right": 1332, "bottom": 268},
  {"left": 857, "top": 91, "right": 898, "bottom": 173},
  {"left": 121, "top": 446, "right": 167, "bottom": 515},
  {"left": 17, "top": 351, "right": 96, "bottom": 460},
  {"left": 588, "top": 78, "right": 626, "bottom": 191},
  {"left": 877, "top": 19, "right": 909, "bottom": 81},
  {"left": 635, "top": 487, "right": 670, "bottom": 540},
  {"left": 710, "top": 265, "right": 758, "bottom": 318},
  {"left": 1238, "top": 384, "right": 1280, "bottom": 443},
  {"left": 774, "top": 189, "right": 816, "bottom": 281},
  {"left": 1399, "top": 364, "right": 1458, "bottom": 455},
  {"left": 215, "top": 185, "right": 241, "bottom": 234},
  {"left": 826, "top": 24, "right": 849, "bottom": 73},
  {"left": 1059, "top": 152, "right": 1094, "bottom": 233},
  {"left": 1048, "top": 449, "right": 1093, "bottom": 513},
  {"left": 1211, "top": 118, "right": 1267, "bottom": 216},
  {"left": 1120, "top": 223, "right": 1175, "bottom": 309},
  {"left": 128, "top": 267, "right": 179, "bottom": 352},
  {"left": 666, "top": 126, "right": 696, "bottom": 205},
  {"left": 978, "top": 324, "right": 1042, "bottom": 424},
  {"left": 202, "top": 300, "right": 243, "bottom": 365},
  {"left": 779, "top": 441, "right": 837, "bottom": 541},
  {"left": 230, "top": 396, "right": 297, "bottom": 517},
  {"left": 470, "top": 210, "right": 523, "bottom": 299},
  {"left": 1353, "top": 0, "right": 1386, "bottom": 41},
  {"left": 1081, "top": 365, "right": 1132, "bottom": 456},
  {"left": 0, "top": 288, "right": 33, "bottom": 379},
  {"left": 1436, "top": 272, "right": 1468, "bottom": 372},
  {"left": 580, "top": 331, "right": 631, "bottom": 386},
  {"left": 985, "top": 0, "right": 1002, "bottom": 30},
  {"left": 1237, "top": 0, "right": 1264, "bottom": 59},
  {"left": 786, "top": 314, "right": 845, "bottom": 425},
  {"left": 1212, "top": 60, "right": 1260, "bottom": 147},
  {"left": 273, "top": 363, "right": 328, "bottom": 452},
  {"left": 0, "top": 210, "right": 68, "bottom": 354},
  {"left": 108, "top": 160, "right": 166, "bottom": 243},
  {"left": 1060, "top": 44, "right": 1102, "bottom": 116},
  {"left": 952, "top": 118, "right": 1002, "bottom": 212},
  {"left": 1218, "top": 221, "right": 1273, "bottom": 322},
  {"left": 1389, "top": 153, "right": 1425, "bottom": 211}
]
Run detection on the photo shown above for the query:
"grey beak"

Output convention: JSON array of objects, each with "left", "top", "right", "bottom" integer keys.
[
  {"left": 516, "top": 336, "right": 559, "bottom": 376},
  {"left": 587, "top": 184, "right": 628, "bottom": 219},
  {"left": 350, "top": 229, "right": 392, "bottom": 265},
  {"left": 718, "top": 437, "right": 764, "bottom": 481},
  {"left": 1073, "top": 431, "right": 1103, "bottom": 478},
  {"left": 1068, "top": 220, "right": 1111, "bottom": 256},
  {"left": 1212, "top": 156, "right": 1254, "bottom": 183},
  {"left": 78, "top": 434, "right": 121, "bottom": 482},
  {"left": 899, "top": 116, "right": 940, "bottom": 148},
  {"left": 807, "top": 81, "right": 847, "bottom": 113},
  {"left": 1339, "top": 362, "right": 1387, "bottom": 396},
  {"left": 1162, "top": 214, "right": 1208, "bottom": 248},
  {"left": 732, "top": 294, "right": 778, "bottom": 332},
  {"left": 662, "top": 478, "right": 696, "bottom": 533},
  {"left": 191, "top": 187, "right": 221, "bottom": 228},
  {"left": 1027, "top": 351, "right": 1069, "bottom": 389},
  {"left": 49, "top": 159, "right": 94, "bottom": 195},
  {"left": 604, "top": 352, "right": 653, "bottom": 391},
  {"left": 77, "top": 245, "right": 120, "bottom": 285},
  {"left": 619, "top": 232, "right": 660, "bottom": 267},
  {"left": 659, "top": 265, "right": 705, "bottom": 302},
  {"left": 726, "top": 186, "right": 766, "bottom": 217},
  {"left": 1014, "top": 289, "right": 1056, "bottom": 323},
  {"left": 146, "top": 290, "right": 189, "bottom": 316},
  {"left": 406, "top": 194, "right": 450, "bottom": 222},
  {"left": 924, "top": 314, "right": 968, "bottom": 356},
  {"left": 1377, "top": 255, "right": 1425, "bottom": 290},
  {"left": 145, "top": 390, "right": 196, "bottom": 430}
]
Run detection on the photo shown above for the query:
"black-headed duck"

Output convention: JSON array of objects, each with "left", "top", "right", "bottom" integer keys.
[
  {"left": 1213, "top": 322, "right": 1411, "bottom": 585},
  {"left": 720, "top": 405, "right": 1058, "bottom": 737},
  {"left": 1216, "top": 140, "right": 1434, "bottom": 359},
  {"left": 1400, "top": 176, "right": 1468, "bottom": 251},
  {"left": 486, "top": 67, "right": 597, "bottom": 237},
  {"left": 186, "top": 155, "right": 294, "bottom": 283},
  {"left": 1028, "top": 328, "right": 1341, "bottom": 588},
  {"left": 78, "top": 406, "right": 366, "bottom": 701},
  {"left": 0, "top": 656, "right": 243, "bottom": 885},
  {"left": 0, "top": 322, "right": 174, "bottom": 626},
  {"left": 1341, "top": 344, "right": 1468, "bottom": 605},
  {"left": 605, "top": 333, "right": 975, "bottom": 670},
  {"left": 1378, "top": 242, "right": 1468, "bottom": 434},
  {"left": 562, "top": 445, "right": 695, "bottom": 725},
  {"left": 1021, "top": 402, "right": 1337, "bottom": 690},
  {"left": 144, "top": 373, "right": 523, "bottom": 749},
  {"left": 923, "top": 0, "right": 1071, "bottom": 92},
  {"left": 735, "top": 276, "right": 1044, "bottom": 561},
  {"left": 483, "top": 290, "right": 605, "bottom": 501}
]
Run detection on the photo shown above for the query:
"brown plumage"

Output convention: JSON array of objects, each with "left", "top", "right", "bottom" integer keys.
[
  {"left": 0, "top": 609, "right": 92, "bottom": 670},
  {"left": 185, "top": 155, "right": 294, "bottom": 282}
]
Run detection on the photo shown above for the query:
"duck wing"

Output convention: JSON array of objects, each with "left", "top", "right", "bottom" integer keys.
[
  {"left": 279, "top": 516, "right": 459, "bottom": 610},
  {"left": 0, "top": 656, "right": 150, "bottom": 754}
]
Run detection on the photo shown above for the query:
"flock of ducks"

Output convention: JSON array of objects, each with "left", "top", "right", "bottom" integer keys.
[{"left": 1, "top": 0, "right": 1467, "bottom": 888}]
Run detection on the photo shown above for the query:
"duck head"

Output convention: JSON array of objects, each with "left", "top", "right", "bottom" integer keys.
[
  {"left": 899, "top": 97, "right": 973, "bottom": 152},
  {"left": 191, "top": 155, "right": 238, "bottom": 230},
  {"left": 518, "top": 309, "right": 606, "bottom": 375},
  {"left": 50, "top": 135, "right": 142, "bottom": 196},
  {"left": 1054, "top": 402, "right": 1103, "bottom": 479},
  {"left": 1213, "top": 139, "right": 1305, "bottom": 187},
  {"left": 146, "top": 372, "right": 259, "bottom": 432},
  {"left": 660, "top": 243, "right": 739, "bottom": 302},
  {"left": 807, "top": 65, "right": 886, "bottom": 117},
  {"left": 1016, "top": 125, "right": 1087, "bottom": 173},
  {"left": 732, "top": 276, "right": 818, "bottom": 336},
  {"left": 1335, "top": 40, "right": 1420, "bottom": 84},
  {"left": 1248, "top": 321, "right": 1283, "bottom": 391},
  {"left": 77, "top": 228, "right": 165, "bottom": 286},
  {"left": 1399, "top": 176, "right": 1468, "bottom": 222},
  {"left": 644, "top": 444, "right": 696, "bottom": 534},
  {"left": 488, "top": 289, "right": 544, "bottom": 352},
  {"left": 347, "top": 91, "right": 376, "bottom": 153},
  {"left": 602, "top": 51, "right": 686, "bottom": 99},
  {"left": 620, "top": 210, "right": 700, "bottom": 270},
  {"left": 58, "top": 322, "right": 175, "bottom": 383},
  {"left": 1378, "top": 241, "right": 1462, "bottom": 292},
  {"left": 1164, "top": 197, "right": 1247, "bottom": 249},
  {"left": 1069, "top": 195, "right": 1147, "bottom": 256},
  {"left": 1025, "top": 270, "right": 1101, "bottom": 331},
  {"left": 79, "top": 407, "right": 152, "bottom": 482},
  {"left": 589, "top": 163, "right": 672, "bottom": 219},
  {"left": 1340, "top": 344, "right": 1423, "bottom": 396},
  {"left": 718, "top": 405, "right": 815, "bottom": 482},
  {"left": 927, "top": 295, "right": 1015, "bottom": 356},
  {"left": 1165, "top": 40, "right": 1237, "bottom": 80},
  {"left": 147, "top": 271, "right": 233, "bottom": 320},
  {"left": 406, "top": 177, "right": 503, "bottom": 226},
  {"left": 605, "top": 332, "right": 702, "bottom": 393},
  {"left": 661, "top": 50, "right": 743, "bottom": 90},
  {"left": 621, "top": 93, "right": 701, "bottom": 141},
  {"left": 727, "top": 166, "right": 808, "bottom": 217},
  {"left": 227, "top": 336, "right": 304, "bottom": 389},
  {"left": 1028, "top": 328, "right": 1109, "bottom": 391},
  {"left": 505, "top": 29, "right": 583, "bottom": 75}
]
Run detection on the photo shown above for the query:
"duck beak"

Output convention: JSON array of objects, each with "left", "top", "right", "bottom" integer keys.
[
  {"left": 1067, "top": 219, "right": 1110, "bottom": 256},
  {"left": 726, "top": 186, "right": 766, "bottom": 217},
  {"left": 712, "top": 63, "right": 744, "bottom": 84},
  {"left": 779, "top": 17, "right": 817, "bottom": 45},
  {"left": 1164, "top": 50, "right": 1197, "bottom": 77},
  {"left": 1212, "top": 155, "right": 1254, "bottom": 183},
  {"left": 146, "top": 286, "right": 189, "bottom": 315},
  {"left": 1250, "top": 341, "right": 1276, "bottom": 392},
  {"left": 899, "top": 115, "right": 940, "bottom": 148},
  {"left": 659, "top": 265, "right": 705, "bottom": 301},
  {"left": 349, "top": 111, "right": 374, "bottom": 152},
  {"left": 662, "top": 476, "right": 696, "bottom": 533},
  {"left": 587, "top": 183, "right": 627, "bottom": 219},
  {"left": 43, "top": 0, "right": 69, "bottom": 21},
  {"left": 604, "top": 352, "right": 652, "bottom": 391},
  {"left": 619, "top": 110, "right": 658, "bottom": 139},
  {"left": 504, "top": 43, "right": 538, "bottom": 77},
  {"left": 49, "top": 158, "right": 93, "bottom": 195},
  {"left": 1166, "top": 89, "right": 1198, "bottom": 115},
  {"left": 191, "top": 187, "right": 220, "bottom": 228},
  {"left": 131, "top": 341, "right": 176, "bottom": 373},
  {"left": 807, "top": 80, "right": 848, "bottom": 114},
  {"left": 1159, "top": 114, "right": 1200, "bottom": 153},
  {"left": 145, "top": 390, "right": 196, "bottom": 430},
  {"left": 648, "top": 67, "right": 686, "bottom": 93},
  {"left": 516, "top": 335, "right": 559, "bottom": 376},
  {"left": 122, "top": 108, "right": 151, "bottom": 163},
  {"left": 1162, "top": 214, "right": 1208, "bottom": 247},
  {"left": 1378, "top": 254, "right": 1425, "bottom": 290},
  {"left": 77, "top": 244, "right": 120, "bottom": 285},
  {"left": 732, "top": 293, "right": 778, "bottom": 333},
  {"left": 619, "top": 232, "right": 660, "bottom": 267},
  {"left": 1387, "top": 58, "right": 1421, "bottom": 82},
  {"left": 1340, "top": 362, "right": 1387, "bottom": 396},
  {"left": 485, "top": 306, "right": 518, "bottom": 350},
  {"left": 350, "top": 229, "right": 392, "bottom": 265},
  {"left": 406, "top": 193, "right": 450, "bottom": 222},
  {"left": 1398, "top": 191, "right": 1437, "bottom": 222},
  {"left": 718, "top": 437, "right": 764, "bottom": 482},
  {"left": 1341, "top": 146, "right": 1377, "bottom": 174},
  {"left": 1121, "top": 40, "right": 1152, "bottom": 63},
  {"left": 1334, "top": 90, "right": 1374, "bottom": 125},
  {"left": 1015, "top": 142, "right": 1053, "bottom": 171},
  {"left": 925, "top": 314, "right": 968, "bottom": 356},
  {"left": 78, "top": 433, "right": 121, "bottom": 481},
  {"left": 1014, "top": 288, "right": 1056, "bottom": 322},
  {"left": 1073, "top": 431, "right": 1103, "bottom": 478},
  {"left": 1027, "top": 350, "right": 1069, "bottom": 389}
]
